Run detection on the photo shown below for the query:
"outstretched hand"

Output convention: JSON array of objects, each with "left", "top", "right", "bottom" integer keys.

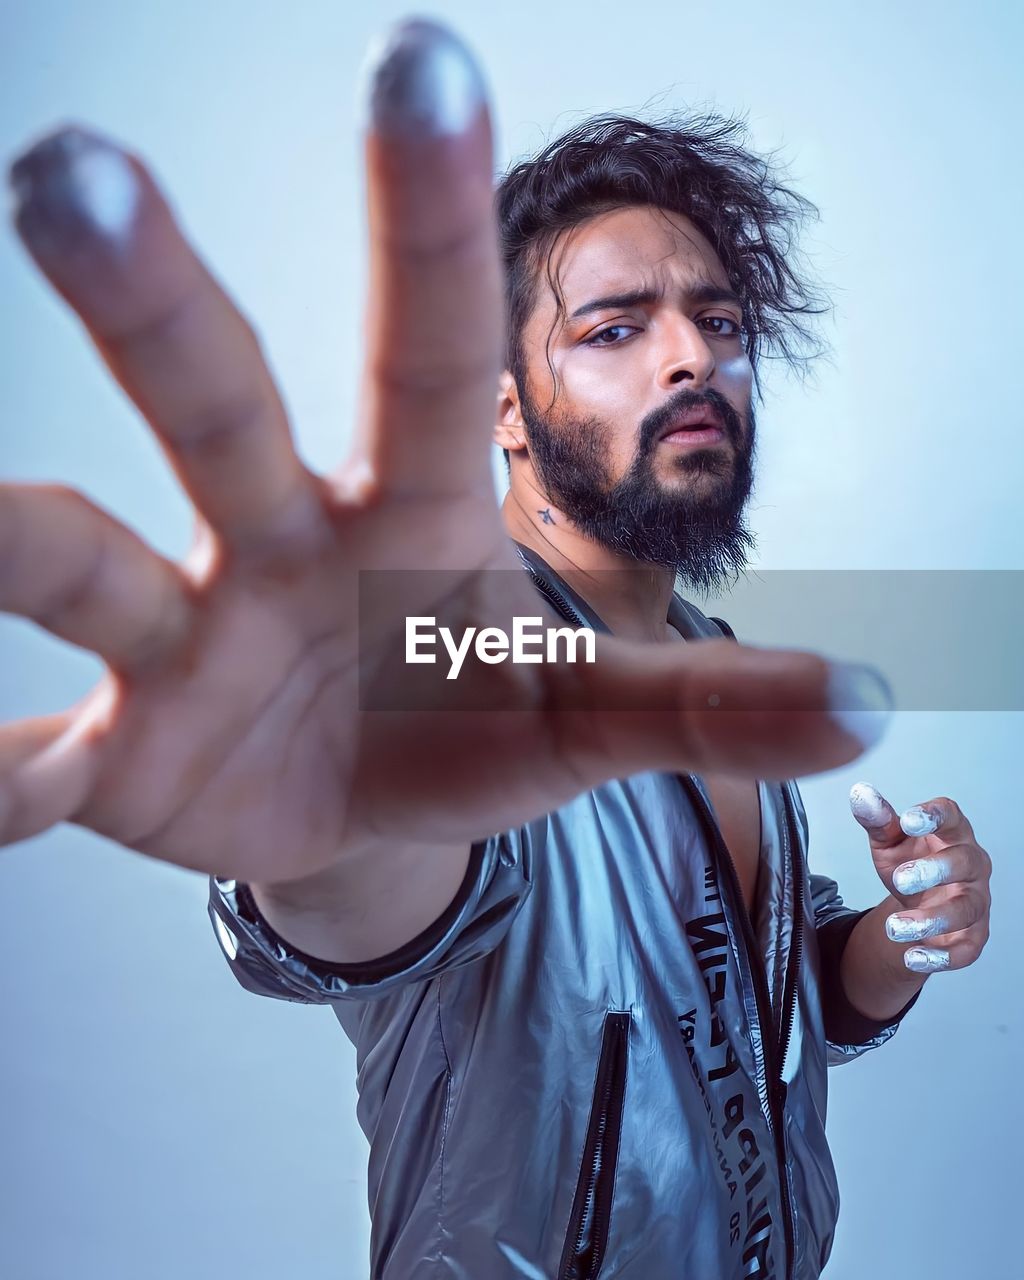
[{"left": 2, "top": 19, "right": 891, "bottom": 891}]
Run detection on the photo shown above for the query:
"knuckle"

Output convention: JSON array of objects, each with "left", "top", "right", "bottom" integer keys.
[
  {"left": 950, "top": 882, "right": 973, "bottom": 909},
  {"left": 964, "top": 938, "right": 984, "bottom": 963},
  {"left": 173, "top": 394, "right": 271, "bottom": 458},
  {"left": 936, "top": 795, "right": 960, "bottom": 820},
  {"left": 373, "top": 357, "right": 501, "bottom": 398},
  {"left": 37, "top": 521, "right": 109, "bottom": 626},
  {"left": 113, "top": 277, "right": 200, "bottom": 347},
  {"left": 962, "top": 893, "right": 986, "bottom": 928},
  {"left": 382, "top": 218, "right": 491, "bottom": 266}
]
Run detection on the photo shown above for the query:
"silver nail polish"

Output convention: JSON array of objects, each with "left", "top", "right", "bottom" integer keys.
[
  {"left": 826, "top": 662, "right": 893, "bottom": 750},
  {"left": 892, "top": 857, "right": 949, "bottom": 895},
  {"left": 361, "top": 18, "right": 487, "bottom": 138},
  {"left": 849, "top": 780, "right": 891, "bottom": 827},
  {"left": 901, "top": 805, "right": 940, "bottom": 837},
  {"left": 9, "top": 126, "right": 140, "bottom": 254},
  {"left": 886, "top": 914, "right": 947, "bottom": 942},
  {"left": 904, "top": 947, "right": 950, "bottom": 973}
]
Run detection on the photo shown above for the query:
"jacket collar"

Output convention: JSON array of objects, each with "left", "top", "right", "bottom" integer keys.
[{"left": 511, "top": 539, "right": 718, "bottom": 642}]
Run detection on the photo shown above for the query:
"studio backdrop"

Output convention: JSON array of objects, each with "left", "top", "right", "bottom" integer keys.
[{"left": 1, "top": 2, "right": 1020, "bottom": 1278}]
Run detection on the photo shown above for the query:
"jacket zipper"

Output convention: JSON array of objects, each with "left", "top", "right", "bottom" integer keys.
[
  {"left": 705, "top": 620, "right": 805, "bottom": 1098},
  {"left": 776, "top": 781, "right": 804, "bottom": 1103},
  {"left": 520, "top": 555, "right": 806, "bottom": 1275},
  {"left": 517, "top": 558, "right": 593, "bottom": 631},
  {"left": 679, "top": 773, "right": 803, "bottom": 1280},
  {"left": 557, "top": 1011, "right": 631, "bottom": 1280}
]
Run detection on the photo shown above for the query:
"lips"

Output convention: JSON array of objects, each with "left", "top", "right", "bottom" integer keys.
[{"left": 658, "top": 405, "right": 726, "bottom": 441}]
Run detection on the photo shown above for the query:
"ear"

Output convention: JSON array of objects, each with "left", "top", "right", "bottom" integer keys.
[{"left": 493, "top": 370, "right": 528, "bottom": 453}]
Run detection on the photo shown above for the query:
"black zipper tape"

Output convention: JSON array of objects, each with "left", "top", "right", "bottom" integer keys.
[
  {"left": 679, "top": 773, "right": 799, "bottom": 1280},
  {"left": 518, "top": 547, "right": 805, "bottom": 1277},
  {"left": 557, "top": 1010, "right": 631, "bottom": 1280}
]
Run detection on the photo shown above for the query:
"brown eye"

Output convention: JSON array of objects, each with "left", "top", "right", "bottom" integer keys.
[
  {"left": 584, "top": 324, "right": 640, "bottom": 347},
  {"left": 698, "top": 316, "right": 741, "bottom": 336}
]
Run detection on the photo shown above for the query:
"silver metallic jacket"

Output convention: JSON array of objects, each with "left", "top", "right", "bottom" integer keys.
[{"left": 208, "top": 546, "right": 921, "bottom": 1279}]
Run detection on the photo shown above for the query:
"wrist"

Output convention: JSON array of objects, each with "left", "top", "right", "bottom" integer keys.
[{"left": 840, "top": 898, "right": 929, "bottom": 1022}]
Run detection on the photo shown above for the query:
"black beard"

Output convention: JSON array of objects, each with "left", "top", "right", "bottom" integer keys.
[{"left": 520, "top": 383, "right": 758, "bottom": 597}]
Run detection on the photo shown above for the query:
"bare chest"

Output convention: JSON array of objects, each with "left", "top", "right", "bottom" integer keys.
[{"left": 700, "top": 773, "right": 763, "bottom": 919}]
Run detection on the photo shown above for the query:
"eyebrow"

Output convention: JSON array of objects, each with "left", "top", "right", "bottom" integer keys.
[{"left": 568, "top": 282, "right": 746, "bottom": 321}]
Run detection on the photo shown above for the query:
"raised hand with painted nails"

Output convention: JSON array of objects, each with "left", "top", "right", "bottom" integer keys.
[{"left": 849, "top": 781, "right": 993, "bottom": 977}]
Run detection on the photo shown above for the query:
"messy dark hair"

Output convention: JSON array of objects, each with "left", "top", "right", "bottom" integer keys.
[{"left": 495, "top": 111, "right": 832, "bottom": 418}]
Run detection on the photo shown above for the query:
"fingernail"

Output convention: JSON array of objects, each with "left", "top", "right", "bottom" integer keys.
[
  {"left": 362, "top": 18, "right": 487, "bottom": 137},
  {"left": 893, "top": 857, "right": 949, "bottom": 894},
  {"left": 901, "top": 805, "right": 940, "bottom": 837},
  {"left": 886, "top": 913, "right": 947, "bottom": 942},
  {"left": 904, "top": 947, "right": 950, "bottom": 973},
  {"left": 8, "top": 125, "right": 140, "bottom": 256},
  {"left": 849, "top": 780, "right": 892, "bottom": 828},
  {"left": 826, "top": 662, "right": 893, "bottom": 750}
]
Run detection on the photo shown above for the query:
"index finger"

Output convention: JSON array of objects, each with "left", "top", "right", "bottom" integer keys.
[
  {"left": 354, "top": 19, "right": 503, "bottom": 501},
  {"left": 899, "top": 795, "right": 977, "bottom": 847}
]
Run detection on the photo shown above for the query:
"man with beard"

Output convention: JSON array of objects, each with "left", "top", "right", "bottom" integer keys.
[
  {"left": 5, "top": 16, "right": 992, "bottom": 1280},
  {"left": 495, "top": 198, "right": 758, "bottom": 618}
]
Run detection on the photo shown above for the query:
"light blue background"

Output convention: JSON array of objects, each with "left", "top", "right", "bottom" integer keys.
[{"left": 1, "top": 2, "right": 1020, "bottom": 1277}]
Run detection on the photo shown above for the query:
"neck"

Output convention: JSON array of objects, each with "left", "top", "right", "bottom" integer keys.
[{"left": 501, "top": 471, "right": 679, "bottom": 643}]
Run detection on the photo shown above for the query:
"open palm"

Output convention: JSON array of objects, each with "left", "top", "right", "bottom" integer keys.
[{"left": 2, "top": 20, "right": 883, "bottom": 903}]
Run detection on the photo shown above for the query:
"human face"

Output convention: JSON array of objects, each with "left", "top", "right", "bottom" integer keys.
[{"left": 516, "top": 205, "right": 758, "bottom": 592}]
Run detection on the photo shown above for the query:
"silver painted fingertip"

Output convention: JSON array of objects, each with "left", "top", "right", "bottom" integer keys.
[
  {"left": 361, "top": 17, "right": 487, "bottom": 138},
  {"left": 900, "top": 805, "right": 941, "bottom": 837},
  {"left": 849, "top": 780, "right": 892, "bottom": 827},
  {"left": 904, "top": 947, "right": 951, "bottom": 973},
  {"left": 8, "top": 125, "right": 140, "bottom": 254},
  {"left": 826, "top": 662, "right": 893, "bottom": 751}
]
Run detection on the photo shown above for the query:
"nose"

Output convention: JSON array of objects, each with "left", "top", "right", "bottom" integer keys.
[{"left": 657, "top": 316, "right": 716, "bottom": 390}]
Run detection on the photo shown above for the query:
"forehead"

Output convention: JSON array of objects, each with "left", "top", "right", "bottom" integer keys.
[{"left": 535, "top": 205, "right": 731, "bottom": 322}]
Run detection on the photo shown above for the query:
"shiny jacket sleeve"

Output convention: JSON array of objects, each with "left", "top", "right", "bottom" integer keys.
[
  {"left": 207, "top": 829, "right": 532, "bottom": 1005},
  {"left": 782, "top": 779, "right": 922, "bottom": 1066},
  {"left": 810, "top": 870, "right": 923, "bottom": 1065}
]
